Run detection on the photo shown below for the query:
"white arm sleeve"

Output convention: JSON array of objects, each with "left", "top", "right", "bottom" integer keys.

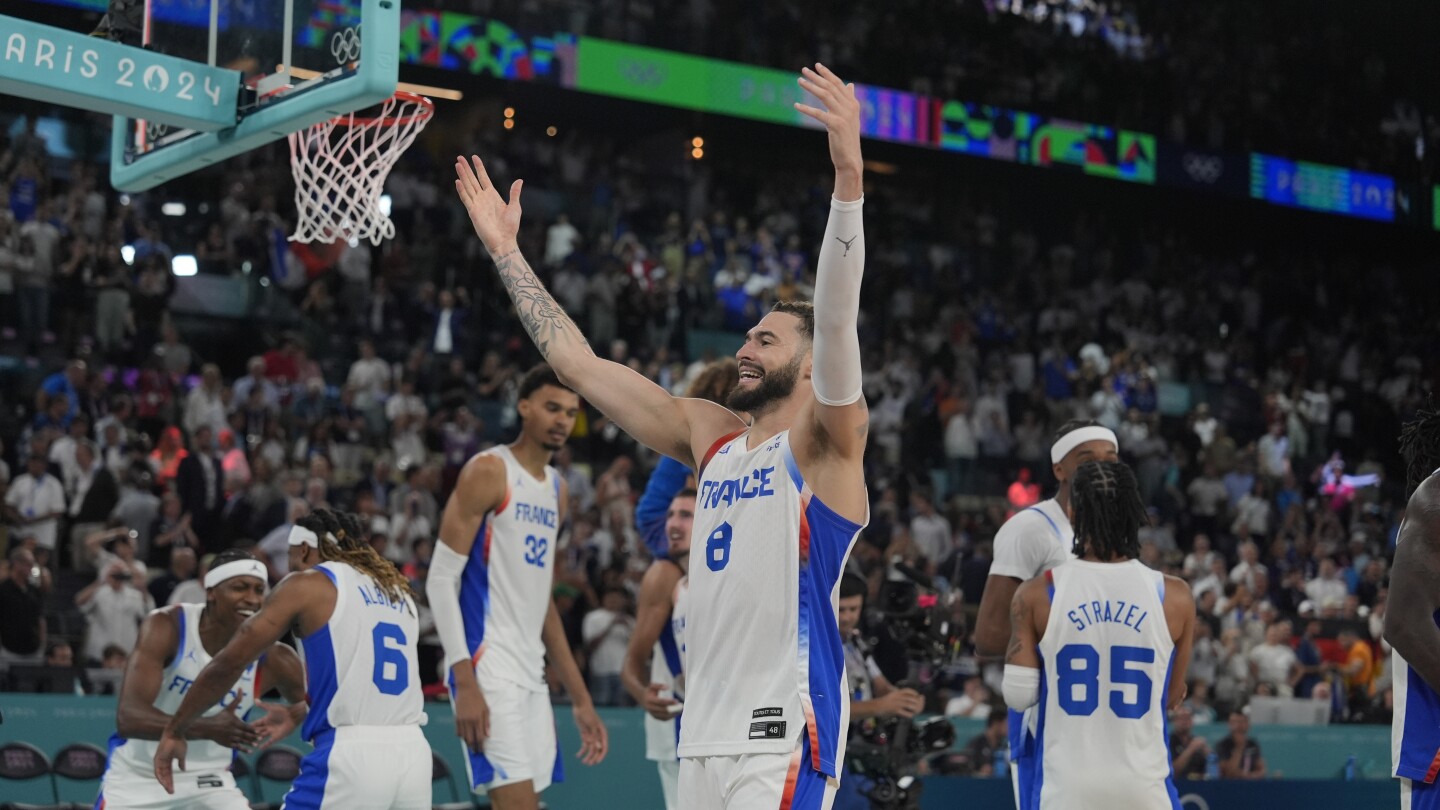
[
  {"left": 1002, "top": 664, "right": 1041, "bottom": 710},
  {"left": 811, "top": 195, "right": 865, "bottom": 407},
  {"left": 426, "top": 541, "right": 473, "bottom": 672}
]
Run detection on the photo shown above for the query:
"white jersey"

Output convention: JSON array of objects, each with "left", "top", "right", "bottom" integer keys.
[
  {"left": 298, "top": 561, "right": 423, "bottom": 741},
  {"left": 645, "top": 573, "right": 688, "bottom": 762},
  {"left": 991, "top": 498, "right": 1074, "bottom": 581},
  {"left": 679, "top": 429, "right": 865, "bottom": 778},
  {"left": 458, "top": 445, "right": 561, "bottom": 692},
  {"left": 1032, "top": 559, "right": 1178, "bottom": 810},
  {"left": 106, "top": 603, "right": 258, "bottom": 779}
]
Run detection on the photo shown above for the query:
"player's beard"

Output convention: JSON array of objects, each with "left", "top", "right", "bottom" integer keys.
[{"left": 726, "top": 354, "right": 801, "bottom": 415}]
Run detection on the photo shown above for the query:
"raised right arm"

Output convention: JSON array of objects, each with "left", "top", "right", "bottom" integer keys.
[
  {"left": 453, "top": 156, "right": 745, "bottom": 467},
  {"left": 1385, "top": 478, "right": 1440, "bottom": 690}
]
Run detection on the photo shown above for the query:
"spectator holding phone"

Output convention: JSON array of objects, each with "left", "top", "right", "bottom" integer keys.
[{"left": 75, "top": 558, "right": 151, "bottom": 665}]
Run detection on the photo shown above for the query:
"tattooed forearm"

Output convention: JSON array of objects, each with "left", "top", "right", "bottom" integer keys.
[
  {"left": 1005, "top": 594, "right": 1026, "bottom": 663},
  {"left": 492, "top": 251, "right": 592, "bottom": 360}
]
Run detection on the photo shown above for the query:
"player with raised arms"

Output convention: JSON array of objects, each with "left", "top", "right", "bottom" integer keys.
[
  {"left": 154, "top": 509, "right": 430, "bottom": 810},
  {"left": 1384, "top": 401, "right": 1440, "bottom": 810},
  {"left": 454, "top": 62, "right": 869, "bottom": 808},
  {"left": 623, "top": 488, "right": 697, "bottom": 809},
  {"left": 97, "top": 548, "right": 305, "bottom": 809},
  {"left": 426, "top": 364, "right": 608, "bottom": 810},
  {"left": 1003, "top": 460, "right": 1195, "bottom": 809}
]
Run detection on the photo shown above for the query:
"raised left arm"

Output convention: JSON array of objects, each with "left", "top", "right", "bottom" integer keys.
[{"left": 794, "top": 64, "right": 869, "bottom": 464}]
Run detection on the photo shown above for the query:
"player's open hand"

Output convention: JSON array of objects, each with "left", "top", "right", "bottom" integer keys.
[
  {"left": 453, "top": 682, "right": 490, "bottom": 753},
  {"left": 794, "top": 64, "right": 863, "bottom": 177},
  {"left": 198, "top": 691, "right": 261, "bottom": 752},
  {"left": 640, "top": 683, "right": 681, "bottom": 722},
  {"left": 153, "top": 729, "right": 187, "bottom": 795},
  {"left": 252, "top": 700, "right": 301, "bottom": 749},
  {"left": 573, "top": 702, "right": 609, "bottom": 765},
  {"left": 454, "top": 155, "right": 522, "bottom": 258}
]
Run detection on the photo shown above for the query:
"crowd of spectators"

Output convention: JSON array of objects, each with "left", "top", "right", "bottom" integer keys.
[
  {"left": 496, "top": 0, "right": 1436, "bottom": 180},
  {"left": 1, "top": 54, "right": 1436, "bottom": 748}
]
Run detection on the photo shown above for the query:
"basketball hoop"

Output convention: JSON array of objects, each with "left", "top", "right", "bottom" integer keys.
[{"left": 287, "top": 91, "right": 434, "bottom": 245}]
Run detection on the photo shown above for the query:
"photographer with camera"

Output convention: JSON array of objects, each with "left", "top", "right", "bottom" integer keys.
[
  {"left": 836, "top": 573, "right": 925, "bottom": 810},
  {"left": 75, "top": 555, "right": 153, "bottom": 665}
]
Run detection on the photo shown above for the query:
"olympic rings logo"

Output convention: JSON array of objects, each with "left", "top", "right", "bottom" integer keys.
[{"left": 332, "top": 28, "right": 362, "bottom": 65}]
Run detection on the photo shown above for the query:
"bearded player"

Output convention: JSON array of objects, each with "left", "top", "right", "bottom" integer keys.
[{"left": 454, "top": 62, "right": 869, "bottom": 808}]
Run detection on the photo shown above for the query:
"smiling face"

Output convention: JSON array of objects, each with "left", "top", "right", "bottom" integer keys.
[
  {"left": 728, "top": 311, "right": 810, "bottom": 416},
  {"left": 518, "top": 383, "right": 581, "bottom": 452},
  {"left": 208, "top": 575, "right": 266, "bottom": 628}
]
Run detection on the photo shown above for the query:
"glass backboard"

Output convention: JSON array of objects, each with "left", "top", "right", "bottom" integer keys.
[{"left": 109, "top": 0, "right": 397, "bottom": 191}]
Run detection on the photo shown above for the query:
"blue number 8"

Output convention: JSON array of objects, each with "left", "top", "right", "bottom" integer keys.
[
  {"left": 1055, "top": 643, "right": 1154, "bottom": 720},
  {"left": 371, "top": 622, "right": 409, "bottom": 696},
  {"left": 706, "top": 523, "right": 733, "bottom": 572}
]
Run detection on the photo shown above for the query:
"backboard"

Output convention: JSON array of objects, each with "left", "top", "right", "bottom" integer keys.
[{"left": 109, "top": 0, "right": 398, "bottom": 191}]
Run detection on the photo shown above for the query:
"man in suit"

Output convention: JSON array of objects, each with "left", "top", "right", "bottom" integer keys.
[
  {"left": 175, "top": 425, "right": 225, "bottom": 554},
  {"left": 67, "top": 439, "right": 119, "bottom": 572}
]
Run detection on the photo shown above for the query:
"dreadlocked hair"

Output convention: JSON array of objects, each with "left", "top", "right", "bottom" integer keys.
[
  {"left": 299, "top": 508, "right": 415, "bottom": 611},
  {"left": 1069, "top": 460, "right": 1147, "bottom": 561},
  {"left": 1400, "top": 396, "right": 1440, "bottom": 496}
]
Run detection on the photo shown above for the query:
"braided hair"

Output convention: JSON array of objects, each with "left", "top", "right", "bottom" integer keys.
[
  {"left": 1400, "top": 396, "right": 1440, "bottom": 496},
  {"left": 297, "top": 508, "right": 414, "bottom": 610},
  {"left": 1069, "top": 460, "right": 1147, "bottom": 561}
]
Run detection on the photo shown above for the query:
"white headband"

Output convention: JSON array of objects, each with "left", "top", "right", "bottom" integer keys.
[
  {"left": 287, "top": 525, "right": 320, "bottom": 548},
  {"left": 1050, "top": 426, "right": 1120, "bottom": 465},
  {"left": 204, "top": 559, "right": 269, "bottom": 589}
]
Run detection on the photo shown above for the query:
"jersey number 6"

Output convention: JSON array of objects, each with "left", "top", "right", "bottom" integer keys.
[{"left": 372, "top": 622, "right": 410, "bottom": 696}]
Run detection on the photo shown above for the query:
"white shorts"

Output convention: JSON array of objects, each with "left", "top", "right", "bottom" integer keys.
[
  {"left": 657, "top": 758, "right": 680, "bottom": 810},
  {"left": 461, "top": 678, "right": 561, "bottom": 794},
  {"left": 97, "top": 766, "right": 250, "bottom": 810},
  {"left": 679, "top": 735, "right": 837, "bottom": 810},
  {"left": 282, "top": 725, "right": 430, "bottom": 810}
]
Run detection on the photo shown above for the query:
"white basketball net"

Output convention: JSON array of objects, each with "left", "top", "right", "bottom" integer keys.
[{"left": 288, "top": 92, "right": 434, "bottom": 245}]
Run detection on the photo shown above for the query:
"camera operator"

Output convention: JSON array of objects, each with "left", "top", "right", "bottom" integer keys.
[{"left": 836, "top": 573, "right": 925, "bottom": 810}]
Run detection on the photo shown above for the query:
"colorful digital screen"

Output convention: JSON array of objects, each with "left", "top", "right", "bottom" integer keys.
[
  {"left": 1249, "top": 154, "right": 1395, "bottom": 222},
  {"left": 13, "top": 0, "right": 1424, "bottom": 225}
]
